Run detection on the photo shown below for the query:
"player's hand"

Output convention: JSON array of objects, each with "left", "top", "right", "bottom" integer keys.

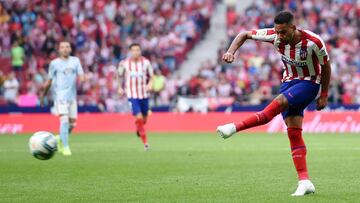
[
  {"left": 146, "top": 84, "right": 152, "bottom": 92},
  {"left": 118, "top": 87, "right": 124, "bottom": 95},
  {"left": 222, "top": 52, "right": 235, "bottom": 63},
  {"left": 316, "top": 96, "right": 328, "bottom": 110}
]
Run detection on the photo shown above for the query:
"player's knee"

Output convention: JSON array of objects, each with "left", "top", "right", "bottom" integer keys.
[
  {"left": 69, "top": 119, "right": 77, "bottom": 128},
  {"left": 274, "top": 94, "right": 289, "bottom": 110},
  {"left": 135, "top": 114, "right": 143, "bottom": 120},
  {"left": 285, "top": 118, "right": 302, "bottom": 128}
]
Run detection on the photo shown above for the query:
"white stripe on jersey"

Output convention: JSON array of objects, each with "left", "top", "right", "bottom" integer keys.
[{"left": 284, "top": 44, "right": 292, "bottom": 78}]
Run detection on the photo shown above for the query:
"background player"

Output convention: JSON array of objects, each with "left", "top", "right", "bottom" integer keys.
[
  {"left": 216, "top": 11, "right": 331, "bottom": 196},
  {"left": 118, "top": 43, "right": 154, "bottom": 150},
  {"left": 40, "top": 41, "right": 84, "bottom": 156}
]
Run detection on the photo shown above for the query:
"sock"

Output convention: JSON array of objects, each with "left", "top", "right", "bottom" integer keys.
[
  {"left": 60, "top": 116, "right": 70, "bottom": 148},
  {"left": 235, "top": 100, "right": 282, "bottom": 131},
  {"left": 135, "top": 118, "right": 148, "bottom": 145},
  {"left": 288, "top": 127, "right": 309, "bottom": 180}
]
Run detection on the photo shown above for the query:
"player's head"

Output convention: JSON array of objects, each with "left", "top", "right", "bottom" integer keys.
[
  {"left": 129, "top": 43, "right": 142, "bottom": 59},
  {"left": 58, "top": 41, "right": 72, "bottom": 58},
  {"left": 274, "top": 11, "right": 296, "bottom": 44}
]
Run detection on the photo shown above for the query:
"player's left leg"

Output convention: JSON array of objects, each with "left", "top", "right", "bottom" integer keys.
[
  {"left": 69, "top": 118, "right": 76, "bottom": 134},
  {"left": 135, "top": 113, "right": 149, "bottom": 150},
  {"left": 279, "top": 81, "right": 320, "bottom": 196},
  {"left": 139, "top": 98, "right": 150, "bottom": 150},
  {"left": 55, "top": 101, "right": 71, "bottom": 155},
  {"left": 68, "top": 100, "right": 78, "bottom": 134}
]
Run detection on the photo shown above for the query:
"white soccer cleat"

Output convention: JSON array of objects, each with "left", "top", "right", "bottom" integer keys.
[
  {"left": 144, "top": 144, "right": 150, "bottom": 151},
  {"left": 291, "top": 180, "right": 315, "bottom": 196},
  {"left": 216, "top": 123, "right": 236, "bottom": 139}
]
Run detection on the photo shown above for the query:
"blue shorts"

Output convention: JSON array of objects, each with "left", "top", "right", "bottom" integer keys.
[
  {"left": 280, "top": 80, "right": 320, "bottom": 118},
  {"left": 128, "top": 98, "right": 149, "bottom": 116}
]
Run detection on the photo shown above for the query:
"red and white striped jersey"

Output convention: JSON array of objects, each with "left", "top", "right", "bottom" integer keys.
[
  {"left": 251, "top": 28, "right": 329, "bottom": 84},
  {"left": 118, "top": 57, "right": 154, "bottom": 99}
]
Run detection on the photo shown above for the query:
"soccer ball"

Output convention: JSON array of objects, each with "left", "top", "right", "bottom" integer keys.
[{"left": 29, "top": 131, "right": 57, "bottom": 160}]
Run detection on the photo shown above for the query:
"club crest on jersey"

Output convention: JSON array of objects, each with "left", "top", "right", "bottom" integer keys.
[{"left": 300, "top": 48, "right": 308, "bottom": 60}]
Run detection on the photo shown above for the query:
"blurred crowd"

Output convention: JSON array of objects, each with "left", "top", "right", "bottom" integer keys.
[
  {"left": 0, "top": 0, "right": 214, "bottom": 110},
  {"left": 1, "top": 0, "right": 360, "bottom": 112},
  {"left": 180, "top": 0, "right": 360, "bottom": 106}
]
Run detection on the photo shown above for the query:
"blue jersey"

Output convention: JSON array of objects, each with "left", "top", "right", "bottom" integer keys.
[{"left": 48, "top": 56, "right": 84, "bottom": 101}]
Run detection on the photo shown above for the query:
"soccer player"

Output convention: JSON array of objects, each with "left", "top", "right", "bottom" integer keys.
[
  {"left": 118, "top": 43, "right": 154, "bottom": 150},
  {"left": 216, "top": 11, "right": 331, "bottom": 196},
  {"left": 40, "top": 41, "right": 84, "bottom": 156}
]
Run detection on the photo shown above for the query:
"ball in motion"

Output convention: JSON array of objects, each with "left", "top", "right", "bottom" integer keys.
[{"left": 29, "top": 131, "right": 57, "bottom": 160}]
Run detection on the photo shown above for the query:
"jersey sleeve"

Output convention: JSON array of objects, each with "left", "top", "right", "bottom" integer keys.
[
  {"left": 48, "top": 61, "right": 56, "bottom": 79},
  {"left": 250, "top": 28, "right": 277, "bottom": 44},
  {"left": 76, "top": 58, "right": 84, "bottom": 75},
  {"left": 314, "top": 37, "right": 330, "bottom": 65}
]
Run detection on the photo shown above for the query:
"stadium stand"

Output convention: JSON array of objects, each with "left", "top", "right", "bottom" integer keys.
[{"left": 0, "top": 0, "right": 215, "bottom": 111}]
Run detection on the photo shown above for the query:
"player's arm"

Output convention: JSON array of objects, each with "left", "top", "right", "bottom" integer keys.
[
  {"left": 315, "top": 39, "right": 331, "bottom": 111},
  {"left": 316, "top": 61, "right": 331, "bottom": 110},
  {"left": 223, "top": 31, "right": 252, "bottom": 63},
  {"left": 40, "top": 79, "right": 52, "bottom": 106},
  {"left": 40, "top": 61, "right": 55, "bottom": 106},
  {"left": 117, "top": 61, "right": 125, "bottom": 95},
  {"left": 146, "top": 61, "right": 155, "bottom": 92},
  {"left": 77, "top": 58, "right": 85, "bottom": 82},
  {"left": 223, "top": 29, "right": 276, "bottom": 63},
  {"left": 78, "top": 74, "right": 85, "bottom": 82}
]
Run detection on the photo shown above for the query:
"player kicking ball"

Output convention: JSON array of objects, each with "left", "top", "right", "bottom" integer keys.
[
  {"left": 118, "top": 43, "right": 154, "bottom": 151},
  {"left": 40, "top": 41, "right": 84, "bottom": 156},
  {"left": 217, "top": 11, "right": 331, "bottom": 196}
]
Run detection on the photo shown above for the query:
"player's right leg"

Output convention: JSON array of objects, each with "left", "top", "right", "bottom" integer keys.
[
  {"left": 60, "top": 114, "right": 72, "bottom": 156},
  {"left": 69, "top": 118, "right": 76, "bottom": 134},
  {"left": 61, "top": 100, "right": 78, "bottom": 156},
  {"left": 217, "top": 94, "right": 288, "bottom": 139},
  {"left": 55, "top": 101, "right": 71, "bottom": 156}
]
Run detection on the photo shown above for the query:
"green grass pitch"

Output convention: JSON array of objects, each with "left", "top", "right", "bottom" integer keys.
[{"left": 1, "top": 132, "right": 360, "bottom": 203}]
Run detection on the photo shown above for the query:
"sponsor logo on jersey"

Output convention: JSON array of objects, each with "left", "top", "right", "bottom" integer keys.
[{"left": 281, "top": 55, "right": 307, "bottom": 67}]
